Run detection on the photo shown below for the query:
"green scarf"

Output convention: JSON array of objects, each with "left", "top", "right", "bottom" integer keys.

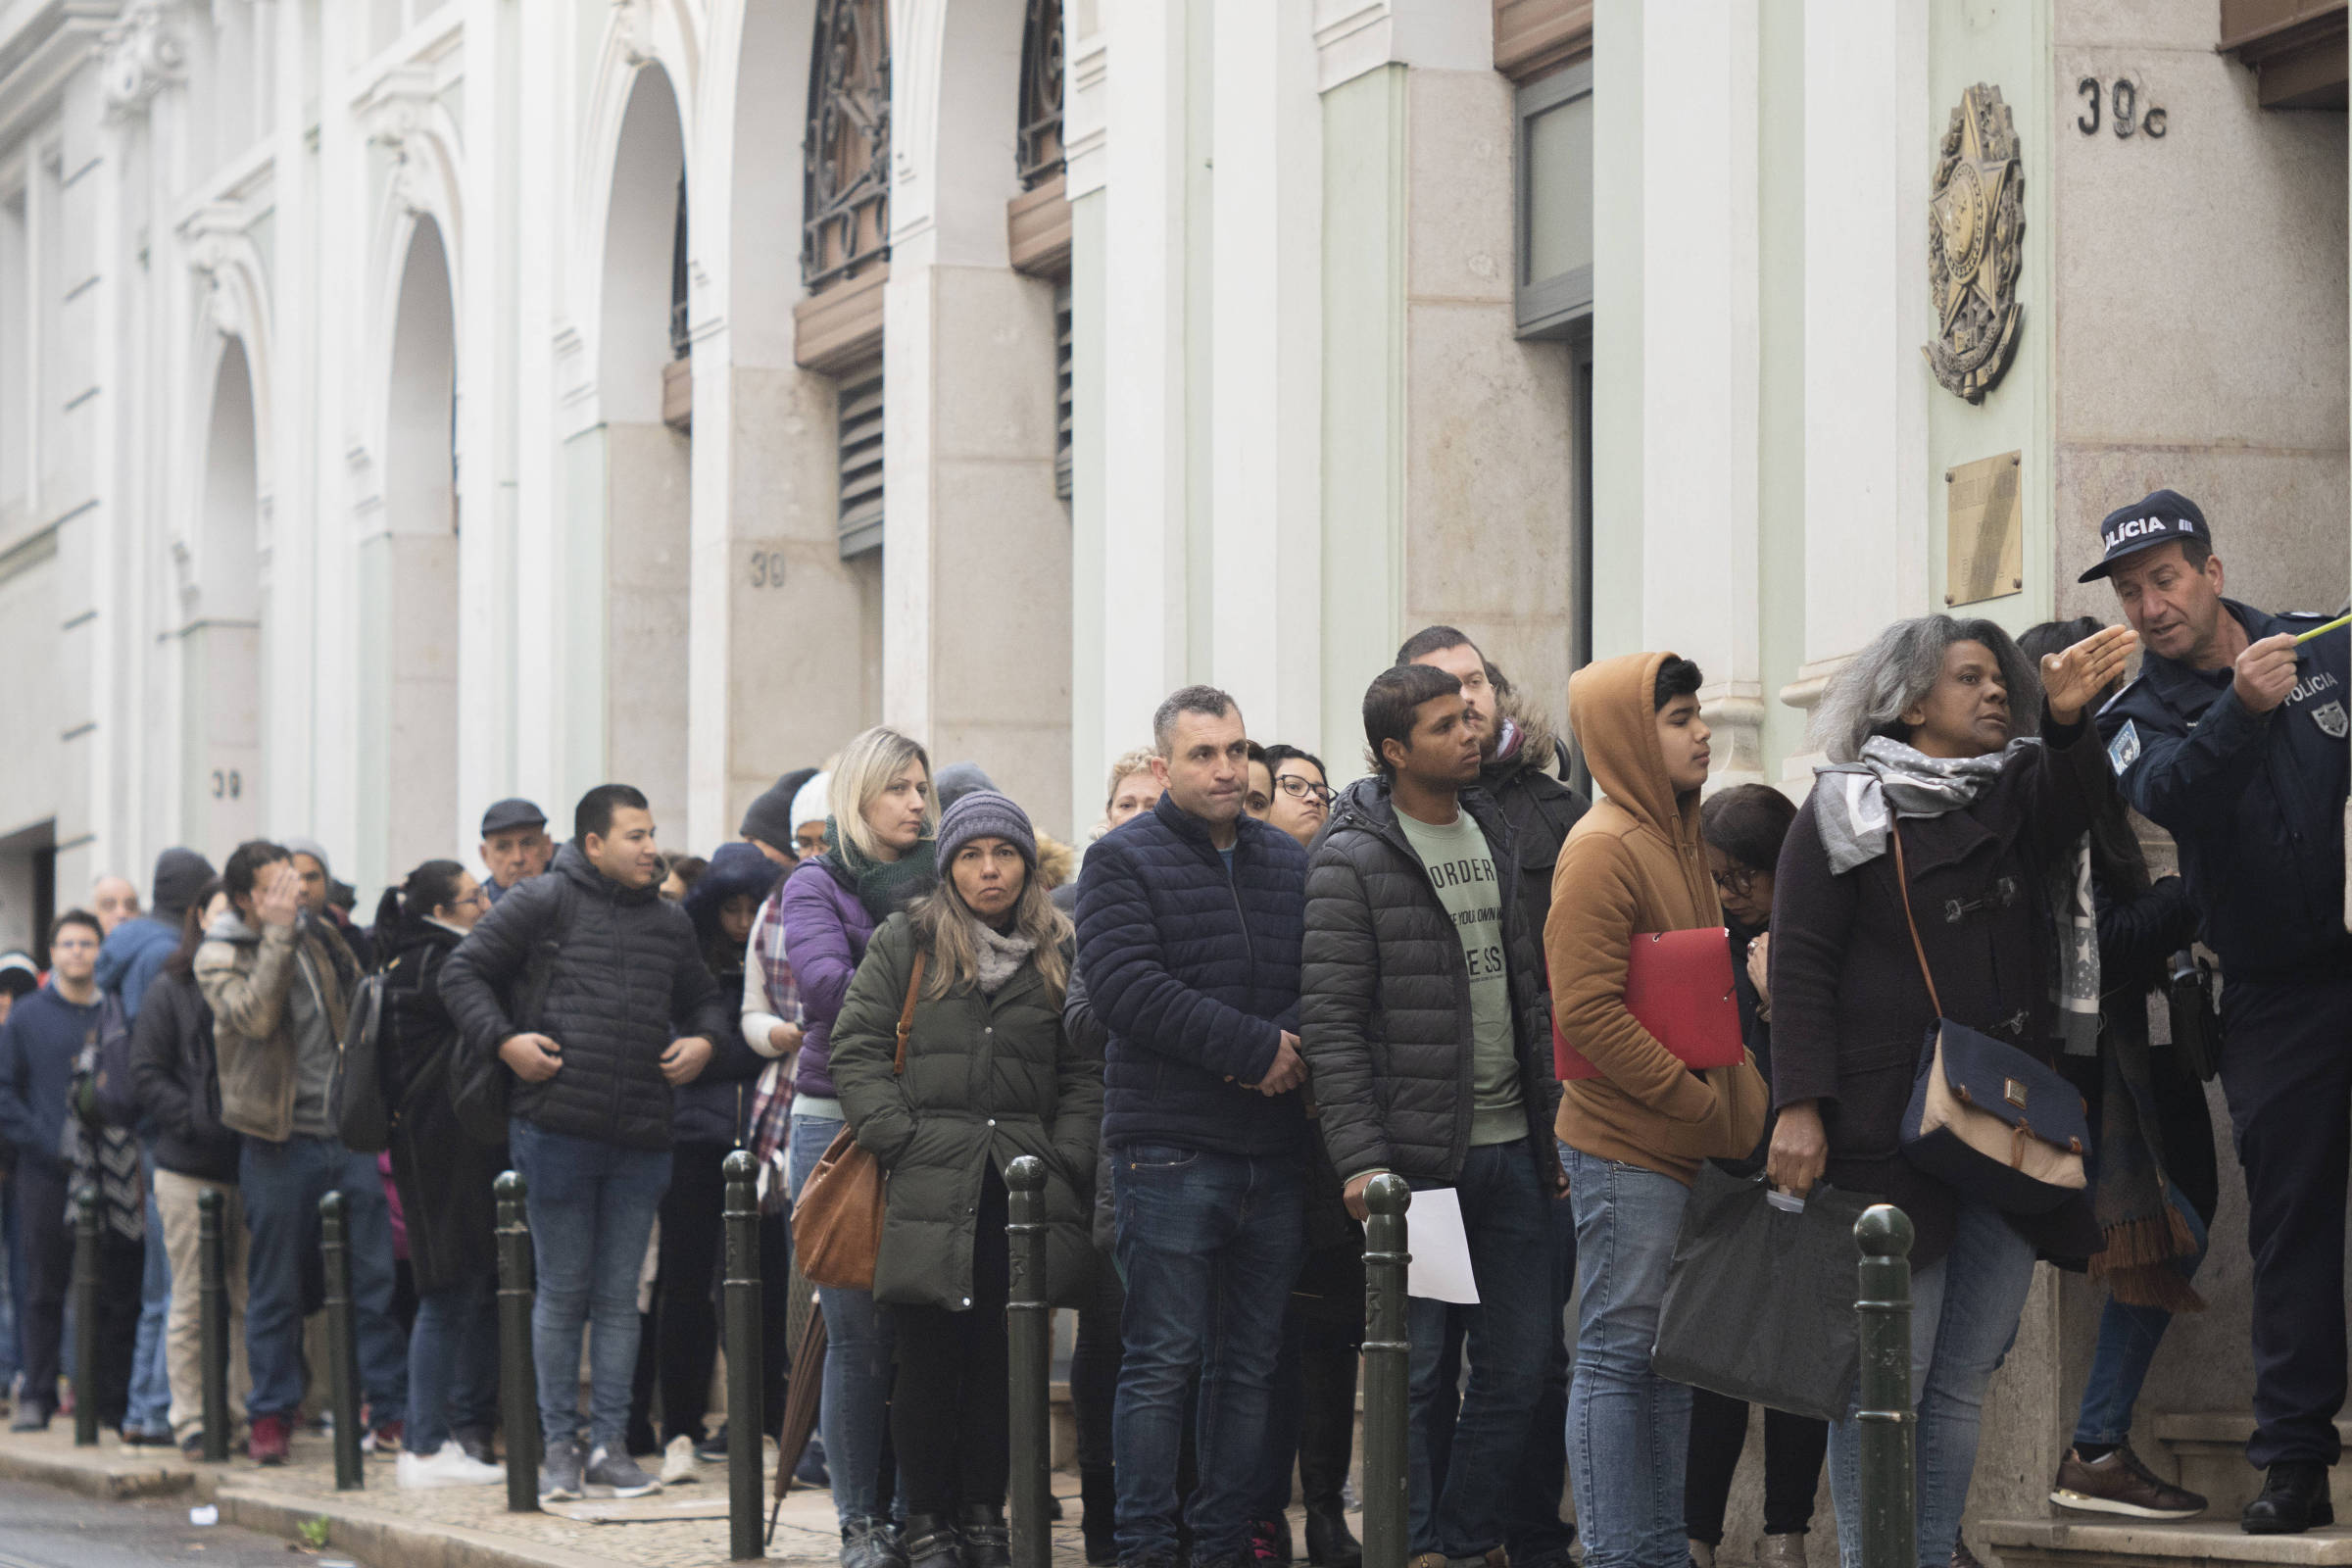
[{"left": 826, "top": 816, "right": 939, "bottom": 921}]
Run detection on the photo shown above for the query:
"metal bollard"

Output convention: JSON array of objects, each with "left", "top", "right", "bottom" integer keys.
[
  {"left": 1855, "top": 1204, "right": 1917, "bottom": 1568},
  {"left": 723, "top": 1151, "right": 765, "bottom": 1560},
  {"left": 72, "top": 1191, "right": 99, "bottom": 1446},
  {"left": 496, "top": 1171, "right": 541, "bottom": 1513},
  {"left": 198, "top": 1188, "right": 230, "bottom": 1461},
  {"left": 1361, "top": 1175, "right": 1412, "bottom": 1568},
  {"left": 319, "top": 1192, "right": 363, "bottom": 1490},
  {"left": 1005, "top": 1156, "right": 1052, "bottom": 1568}
]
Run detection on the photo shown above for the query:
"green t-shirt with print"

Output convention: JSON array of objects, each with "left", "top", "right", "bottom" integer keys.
[{"left": 1394, "top": 805, "right": 1524, "bottom": 1147}]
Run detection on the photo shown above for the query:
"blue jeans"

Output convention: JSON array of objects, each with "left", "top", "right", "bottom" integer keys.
[
  {"left": 408, "top": 1273, "right": 500, "bottom": 1454},
  {"left": 1826, "top": 1199, "right": 2036, "bottom": 1568},
  {"left": 241, "top": 1136, "right": 407, "bottom": 1425},
  {"left": 2072, "top": 1179, "right": 2210, "bottom": 1447},
  {"left": 789, "top": 1111, "right": 897, "bottom": 1525},
  {"left": 510, "top": 1116, "right": 670, "bottom": 1453},
  {"left": 125, "top": 1178, "right": 174, "bottom": 1434},
  {"left": 1564, "top": 1145, "right": 1690, "bottom": 1568},
  {"left": 1407, "top": 1140, "right": 1556, "bottom": 1560},
  {"left": 1110, "top": 1143, "right": 1304, "bottom": 1563}
]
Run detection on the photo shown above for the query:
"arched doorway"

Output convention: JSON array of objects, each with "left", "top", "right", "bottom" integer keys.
[
  {"left": 597, "top": 65, "right": 692, "bottom": 829},
  {"left": 188, "top": 339, "right": 265, "bottom": 854},
  {"left": 363, "top": 216, "right": 461, "bottom": 885}
]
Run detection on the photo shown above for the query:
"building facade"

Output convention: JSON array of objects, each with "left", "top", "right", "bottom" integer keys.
[{"left": 0, "top": 0, "right": 2346, "bottom": 1553}]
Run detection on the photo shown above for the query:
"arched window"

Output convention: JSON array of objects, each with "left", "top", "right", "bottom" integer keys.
[{"left": 802, "top": 0, "right": 891, "bottom": 291}]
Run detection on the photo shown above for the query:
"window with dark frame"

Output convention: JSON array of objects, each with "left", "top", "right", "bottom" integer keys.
[{"left": 1515, "top": 60, "right": 1592, "bottom": 339}]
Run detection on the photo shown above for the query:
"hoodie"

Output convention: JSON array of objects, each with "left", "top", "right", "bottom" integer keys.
[
  {"left": 97, "top": 915, "right": 181, "bottom": 1021},
  {"left": 1547, "top": 651, "right": 1768, "bottom": 1183}
]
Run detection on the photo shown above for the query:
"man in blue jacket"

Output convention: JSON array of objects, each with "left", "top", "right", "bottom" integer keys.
[
  {"left": 1075, "top": 685, "right": 1310, "bottom": 1568},
  {"left": 2090, "top": 490, "right": 2352, "bottom": 1535}
]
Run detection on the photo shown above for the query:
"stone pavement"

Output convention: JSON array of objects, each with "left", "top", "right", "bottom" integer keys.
[{"left": 0, "top": 1425, "right": 1123, "bottom": 1568}]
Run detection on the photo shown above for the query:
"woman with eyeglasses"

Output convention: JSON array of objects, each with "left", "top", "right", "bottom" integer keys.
[
  {"left": 1259, "top": 745, "right": 1334, "bottom": 851},
  {"left": 1683, "top": 785, "right": 1826, "bottom": 1568},
  {"left": 374, "top": 860, "right": 508, "bottom": 1488}
]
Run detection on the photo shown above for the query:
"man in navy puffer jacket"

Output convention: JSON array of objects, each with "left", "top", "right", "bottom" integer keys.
[{"left": 1074, "top": 685, "right": 1309, "bottom": 1568}]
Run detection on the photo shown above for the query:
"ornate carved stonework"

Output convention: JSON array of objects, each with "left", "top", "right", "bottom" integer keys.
[
  {"left": 1017, "top": 0, "right": 1065, "bottom": 189},
  {"left": 96, "top": 0, "right": 186, "bottom": 121},
  {"left": 803, "top": 0, "right": 891, "bottom": 291},
  {"left": 1923, "top": 83, "right": 2025, "bottom": 405}
]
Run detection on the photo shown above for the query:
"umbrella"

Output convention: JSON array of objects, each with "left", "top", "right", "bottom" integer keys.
[{"left": 767, "top": 1304, "right": 829, "bottom": 1545}]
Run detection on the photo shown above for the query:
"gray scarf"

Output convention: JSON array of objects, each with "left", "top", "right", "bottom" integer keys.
[{"left": 973, "top": 923, "right": 1035, "bottom": 996}]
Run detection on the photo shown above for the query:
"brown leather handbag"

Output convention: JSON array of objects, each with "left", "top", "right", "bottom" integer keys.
[{"left": 792, "top": 953, "right": 925, "bottom": 1291}]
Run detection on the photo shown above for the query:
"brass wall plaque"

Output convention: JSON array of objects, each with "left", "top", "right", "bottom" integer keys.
[
  {"left": 1946, "top": 451, "right": 2023, "bottom": 606},
  {"left": 1924, "top": 84, "right": 2025, "bottom": 404}
]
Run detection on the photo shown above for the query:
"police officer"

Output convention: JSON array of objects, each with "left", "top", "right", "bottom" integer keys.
[{"left": 2089, "top": 488, "right": 2352, "bottom": 1536}]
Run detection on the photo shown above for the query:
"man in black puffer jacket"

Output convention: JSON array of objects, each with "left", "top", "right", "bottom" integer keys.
[
  {"left": 1075, "top": 685, "right": 1309, "bottom": 1568},
  {"left": 441, "top": 784, "right": 731, "bottom": 1502},
  {"left": 1302, "top": 664, "right": 1563, "bottom": 1568}
]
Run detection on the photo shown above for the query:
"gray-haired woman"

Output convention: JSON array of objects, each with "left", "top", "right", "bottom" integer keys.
[{"left": 1764, "top": 614, "right": 2135, "bottom": 1568}]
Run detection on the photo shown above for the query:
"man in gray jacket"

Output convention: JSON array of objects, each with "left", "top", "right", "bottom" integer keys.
[
  {"left": 196, "top": 840, "right": 401, "bottom": 1467},
  {"left": 1301, "top": 663, "right": 1562, "bottom": 1568}
]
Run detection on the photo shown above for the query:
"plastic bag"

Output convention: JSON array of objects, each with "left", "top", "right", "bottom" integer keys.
[{"left": 1650, "top": 1163, "right": 1871, "bottom": 1423}]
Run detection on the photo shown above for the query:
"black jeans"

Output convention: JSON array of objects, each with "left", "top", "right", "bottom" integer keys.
[
  {"left": 890, "top": 1165, "right": 1010, "bottom": 1516},
  {"left": 1256, "top": 1245, "right": 1365, "bottom": 1518},
  {"left": 655, "top": 1143, "right": 729, "bottom": 1445},
  {"left": 1684, "top": 1387, "right": 1828, "bottom": 1543},
  {"left": 1071, "top": 1248, "right": 1124, "bottom": 1472}
]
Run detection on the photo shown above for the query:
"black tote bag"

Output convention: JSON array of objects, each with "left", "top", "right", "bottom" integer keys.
[{"left": 1650, "top": 1163, "right": 1871, "bottom": 1423}]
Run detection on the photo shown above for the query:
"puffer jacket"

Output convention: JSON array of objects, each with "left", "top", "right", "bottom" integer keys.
[
  {"left": 673, "top": 844, "right": 783, "bottom": 1143},
  {"left": 195, "top": 912, "right": 357, "bottom": 1145},
  {"left": 128, "top": 969, "right": 238, "bottom": 1184},
  {"left": 439, "top": 842, "right": 734, "bottom": 1153},
  {"left": 1548, "top": 651, "right": 1769, "bottom": 1184},
  {"left": 1074, "top": 791, "right": 1310, "bottom": 1157},
  {"left": 380, "top": 920, "right": 503, "bottom": 1296},
  {"left": 832, "top": 913, "right": 1102, "bottom": 1311},
  {"left": 1300, "top": 778, "right": 1560, "bottom": 1184},
  {"left": 780, "top": 856, "right": 874, "bottom": 1102}
]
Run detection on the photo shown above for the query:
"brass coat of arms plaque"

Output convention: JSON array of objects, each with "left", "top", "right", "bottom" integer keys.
[{"left": 1924, "top": 84, "right": 2025, "bottom": 404}]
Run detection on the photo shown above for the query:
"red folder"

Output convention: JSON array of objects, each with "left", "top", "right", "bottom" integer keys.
[{"left": 1553, "top": 927, "right": 1746, "bottom": 1083}]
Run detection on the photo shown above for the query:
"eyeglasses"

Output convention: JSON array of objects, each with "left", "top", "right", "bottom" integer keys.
[
  {"left": 1710, "top": 866, "right": 1760, "bottom": 898},
  {"left": 1275, "top": 775, "right": 1334, "bottom": 807}
]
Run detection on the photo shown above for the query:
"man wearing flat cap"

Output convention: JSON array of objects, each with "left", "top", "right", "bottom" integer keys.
[
  {"left": 2089, "top": 488, "right": 2352, "bottom": 1535},
  {"left": 480, "top": 799, "right": 555, "bottom": 906}
]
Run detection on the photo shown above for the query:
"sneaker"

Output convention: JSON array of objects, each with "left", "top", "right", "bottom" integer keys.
[
  {"left": 452, "top": 1423, "right": 498, "bottom": 1467},
  {"left": 660, "top": 1434, "right": 701, "bottom": 1484},
  {"left": 365, "top": 1419, "right": 405, "bottom": 1460},
  {"left": 1950, "top": 1544, "right": 1984, "bottom": 1568},
  {"left": 399, "top": 1441, "right": 507, "bottom": 1490},
  {"left": 1250, "top": 1519, "right": 1291, "bottom": 1565},
  {"left": 540, "top": 1436, "right": 585, "bottom": 1501},
  {"left": 248, "top": 1412, "right": 291, "bottom": 1466},
  {"left": 585, "top": 1444, "right": 662, "bottom": 1497},
  {"left": 9, "top": 1402, "right": 51, "bottom": 1433},
  {"left": 2050, "top": 1444, "right": 2207, "bottom": 1522},
  {"left": 696, "top": 1425, "right": 731, "bottom": 1464},
  {"left": 121, "top": 1424, "right": 172, "bottom": 1446}
]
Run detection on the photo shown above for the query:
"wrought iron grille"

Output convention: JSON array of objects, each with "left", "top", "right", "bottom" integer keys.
[
  {"left": 1017, "top": 0, "right": 1065, "bottom": 190},
  {"left": 803, "top": 0, "right": 892, "bottom": 291}
]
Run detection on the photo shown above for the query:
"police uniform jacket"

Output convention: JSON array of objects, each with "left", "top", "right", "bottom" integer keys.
[{"left": 2095, "top": 600, "right": 2351, "bottom": 980}]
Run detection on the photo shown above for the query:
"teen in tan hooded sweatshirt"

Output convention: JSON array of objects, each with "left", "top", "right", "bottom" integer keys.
[{"left": 1548, "top": 650, "right": 1767, "bottom": 1568}]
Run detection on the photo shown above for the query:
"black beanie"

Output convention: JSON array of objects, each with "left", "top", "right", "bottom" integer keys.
[
  {"left": 151, "top": 847, "right": 217, "bottom": 920},
  {"left": 743, "top": 767, "right": 820, "bottom": 849}
]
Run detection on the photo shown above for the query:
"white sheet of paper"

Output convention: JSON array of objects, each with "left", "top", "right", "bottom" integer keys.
[{"left": 1404, "top": 1186, "right": 1481, "bottom": 1304}]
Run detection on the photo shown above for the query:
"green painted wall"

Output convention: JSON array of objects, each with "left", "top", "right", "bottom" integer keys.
[
  {"left": 1319, "top": 65, "right": 1407, "bottom": 760},
  {"left": 1757, "top": 2, "right": 1807, "bottom": 775},
  {"left": 1069, "top": 188, "right": 1107, "bottom": 831},
  {"left": 1591, "top": 0, "right": 1643, "bottom": 659},
  {"left": 1926, "top": 0, "right": 2055, "bottom": 636}
]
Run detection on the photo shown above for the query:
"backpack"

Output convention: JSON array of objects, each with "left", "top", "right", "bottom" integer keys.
[
  {"left": 450, "top": 878, "right": 572, "bottom": 1147},
  {"left": 91, "top": 994, "right": 143, "bottom": 1129},
  {"left": 330, "top": 969, "right": 391, "bottom": 1152}
]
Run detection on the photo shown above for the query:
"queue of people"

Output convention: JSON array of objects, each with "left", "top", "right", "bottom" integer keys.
[{"left": 0, "top": 487, "right": 2343, "bottom": 1568}]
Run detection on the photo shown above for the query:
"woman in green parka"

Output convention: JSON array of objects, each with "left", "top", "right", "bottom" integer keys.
[{"left": 831, "top": 789, "right": 1102, "bottom": 1568}]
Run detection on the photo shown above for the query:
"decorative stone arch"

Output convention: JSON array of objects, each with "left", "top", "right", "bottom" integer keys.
[{"left": 177, "top": 216, "right": 277, "bottom": 855}]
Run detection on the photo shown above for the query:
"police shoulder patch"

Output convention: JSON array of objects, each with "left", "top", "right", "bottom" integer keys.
[
  {"left": 2314, "top": 702, "right": 2349, "bottom": 740},
  {"left": 2107, "top": 719, "right": 2142, "bottom": 777}
]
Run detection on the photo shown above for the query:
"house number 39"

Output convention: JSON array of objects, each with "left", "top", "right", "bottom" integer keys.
[{"left": 2078, "top": 77, "right": 2167, "bottom": 139}]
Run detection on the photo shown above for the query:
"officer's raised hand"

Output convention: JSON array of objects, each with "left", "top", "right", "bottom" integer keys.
[
  {"left": 2233, "top": 631, "right": 2302, "bottom": 713},
  {"left": 2040, "top": 623, "right": 2140, "bottom": 722}
]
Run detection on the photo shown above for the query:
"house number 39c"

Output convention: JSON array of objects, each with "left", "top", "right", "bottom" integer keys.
[{"left": 2078, "top": 77, "right": 2167, "bottom": 139}]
